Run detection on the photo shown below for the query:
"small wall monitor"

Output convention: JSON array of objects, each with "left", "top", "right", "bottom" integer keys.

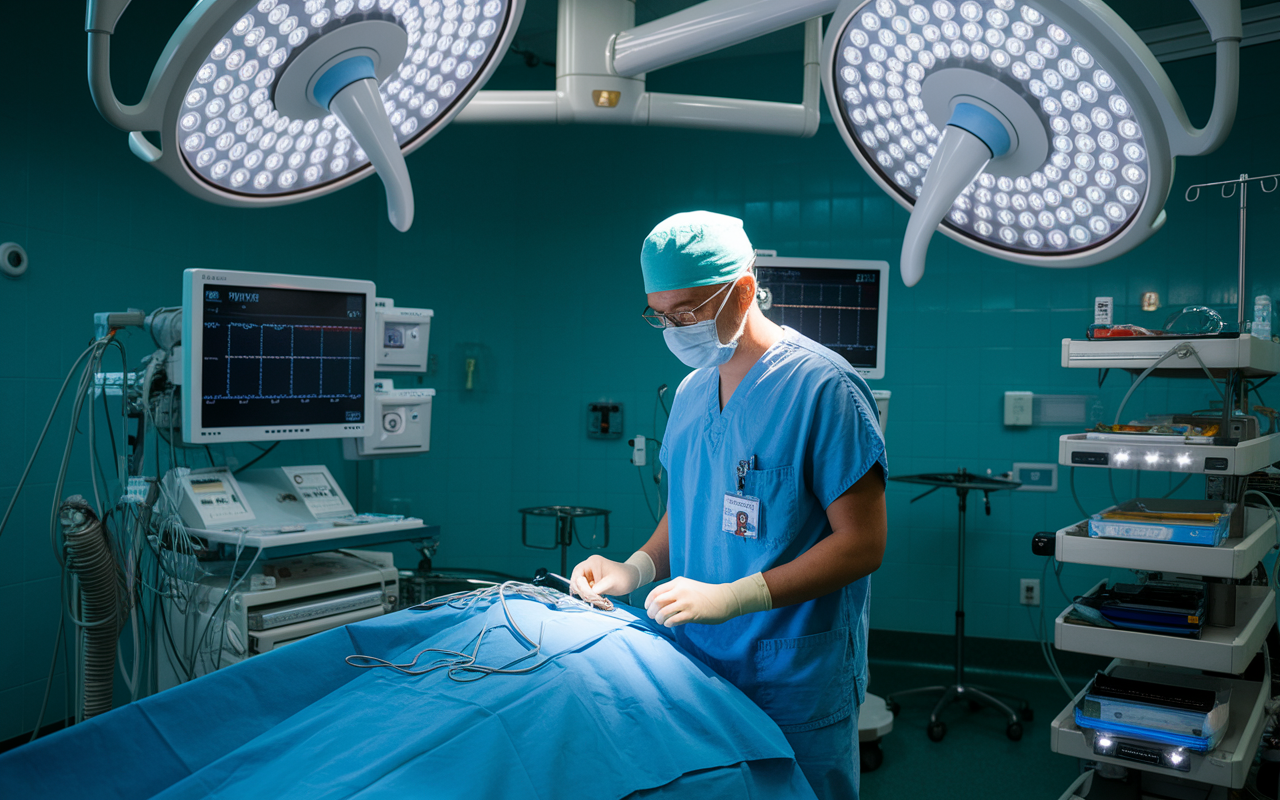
[
  {"left": 754, "top": 256, "right": 889, "bottom": 380},
  {"left": 182, "top": 269, "right": 376, "bottom": 443}
]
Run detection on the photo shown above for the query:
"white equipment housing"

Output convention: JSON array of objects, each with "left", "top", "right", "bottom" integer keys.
[
  {"left": 169, "top": 466, "right": 255, "bottom": 529},
  {"left": 373, "top": 298, "right": 433, "bottom": 373},
  {"left": 344, "top": 380, "right": 436, "bottom": 460},
  {"left": 167, "top": 465, "right": 355, "bottom": 532},
  {"left": 157, "top": 550, "right": 398, "bottom": 691},
  {"left": 182, "top": 269, "right": 376, "bottom": 445}
]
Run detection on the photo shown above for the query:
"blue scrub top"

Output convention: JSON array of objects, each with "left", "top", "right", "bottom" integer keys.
[{"left": 659, "top": 327, "right": 887, "bottom": 733}]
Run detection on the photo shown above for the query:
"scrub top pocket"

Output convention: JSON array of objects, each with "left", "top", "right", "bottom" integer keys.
[
  {"left": 742, "top": 465, "right": 797, "bottom": 550},
  {"left": 750, "top": 627, "right": 854, "bottom": 732}
]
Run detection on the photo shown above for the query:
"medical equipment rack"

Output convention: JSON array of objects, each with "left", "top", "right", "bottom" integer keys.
[
  {"left": 1050, "top": 658, "right": 1270, "bottom": 791},
  {"left": 1047, "top": 338, "right": 1280, "bottom": 795}
]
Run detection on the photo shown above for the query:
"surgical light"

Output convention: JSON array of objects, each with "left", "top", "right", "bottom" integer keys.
[
  {"left": 1144, "top": 451, "right": 1160, "bottom": 465},
  {"left": 821, "top": 0, "right": 1241, "bottom": 285},
  {"left": 87, "top": 0, "right": 523, "bottom": 231},
  {"left": 1113, "top": 449, "right": 1129, "bottom": 464},
  {"left": 1176, "top": 452, "right": 1192, "bottom": 467}
]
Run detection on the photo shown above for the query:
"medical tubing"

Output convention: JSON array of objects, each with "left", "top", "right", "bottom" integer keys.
[
  {"left": 52, "top": 339, "right": 114, "bottom": 565},
  {"left": 347, "top": 582, "right": 636, "bottom": 682},
  {"left": 27, "top": 614, "right": 65, "bottom": 742},
  {"left": 1069, "top": 468, "right": 1090, "bottom": 519},
  {"left": 1113, "top": 343, "right": 1200, "bottom": 426},
  {"left": 195, "top": 543, "right": 263, "bottom": 674},
  {"left": 60, "top": 496, "right": 124, "bottom": 720},
  {"left": 1162, "top": 473, "right": 1194, "bottom": 498},
  {"left": 637, "top": 468, "right": 659, "bottom": 523},
  {"left": 0, "top": 342, "right": 98, "bottom": 540},
  {"left": 1243, "top": 490, "right": 1280, "bottom": 588},
  {"left": 1037, "top": 557, "right": 1075, "bottom": 700}
]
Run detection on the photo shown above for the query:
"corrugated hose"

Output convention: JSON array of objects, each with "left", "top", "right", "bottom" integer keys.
[{"left": 59, "top": 496, "right": 123, "bottom": 720}]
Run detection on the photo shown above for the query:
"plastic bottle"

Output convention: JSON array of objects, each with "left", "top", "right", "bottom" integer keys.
[{"left": 1255, "top": 295, "right": 1272, "bottom": 340}]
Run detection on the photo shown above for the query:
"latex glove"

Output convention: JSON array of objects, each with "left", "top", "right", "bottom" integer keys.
[
  {"left": 570, "top": 551, "right": 656, "bottom": 603},
  {"left": 644, "top": 573, "right": 772, "bottom": 627}
]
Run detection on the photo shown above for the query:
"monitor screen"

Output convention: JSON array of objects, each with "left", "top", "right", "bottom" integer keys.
[
  {"left": 183, "top": 270, "right": 375, "bottom": 443},
  {"left": 754, "top": 257, "right": 889, "bottom": 380}
]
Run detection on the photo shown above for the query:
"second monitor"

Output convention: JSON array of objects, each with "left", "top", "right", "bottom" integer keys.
[{"left": 754, "top": 255, "right": 889, "bottom": 381}]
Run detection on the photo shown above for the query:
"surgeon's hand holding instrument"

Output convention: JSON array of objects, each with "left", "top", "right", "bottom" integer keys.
[
  {"left": 570, "top": 551, "right": 655, "bottom": 604},
  {"left": 644, "top": 573, "right": 773, "bottom": 628}
]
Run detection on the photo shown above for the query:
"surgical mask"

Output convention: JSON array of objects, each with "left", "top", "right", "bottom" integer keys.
[{"left": 662, "top": 277, "right": 748, "bottom": 369}]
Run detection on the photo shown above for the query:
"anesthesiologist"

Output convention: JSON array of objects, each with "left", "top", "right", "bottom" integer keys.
[{"left": 572, "top": 211, "right": 887, "bottom": 800}]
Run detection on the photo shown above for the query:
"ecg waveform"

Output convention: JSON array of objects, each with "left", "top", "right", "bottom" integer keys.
[
  {"left": 203, "top": 321, "right": 363, "bottom": 401},
  {"left": 762, "top": 279, "right": 879, "bottom": 354}
]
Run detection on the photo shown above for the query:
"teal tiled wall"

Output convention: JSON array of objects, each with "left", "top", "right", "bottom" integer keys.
[
  {"left": 372, "top": 40, "right": 1280, "bottom": 646},
  {"left": 2, "top": 3, "right": 1279, "bottom": 740}
]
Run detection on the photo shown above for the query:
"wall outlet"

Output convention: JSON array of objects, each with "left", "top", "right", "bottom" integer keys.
[
  {"left": 1020, "top": 578, "right": 1040, "bottom": 607},
  {"left": 1004, "top": 391, "right": 1034, "bottom": 426}
]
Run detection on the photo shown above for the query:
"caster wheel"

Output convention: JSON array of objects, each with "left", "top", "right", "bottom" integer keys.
[
  {"left": 927, "top": 721, "right": 947, "bottom": 742},
  {"left": 886, "top": 699, "right": 901, "bottom": 717},
  {"left": 860, "top": 742, "right": 884, "bottom": 772},
  {"left": 1007, "top": 722, "right": 1024, "bottom": 742},
  {"left": 1020, "top": 706, "right": 1034, "bottom": 722}
]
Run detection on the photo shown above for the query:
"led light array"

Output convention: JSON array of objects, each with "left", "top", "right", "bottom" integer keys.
[
  {"left": 1112, "top": 450, "right": 1194, "bottom": 469},
  {"left": 834, "top": 0, "right": 1151, "bottom": 254},
  {"left": 179, "top": 0, "right": 507, "bottom": 195}
]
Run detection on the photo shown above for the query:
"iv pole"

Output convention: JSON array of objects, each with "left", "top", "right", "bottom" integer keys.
[
  {"left": 1184, "top": 172, "right": 1280, "bottom": 431},
  {"left": 1185, "top": 172, "right": 1280, "bottom": 329}
]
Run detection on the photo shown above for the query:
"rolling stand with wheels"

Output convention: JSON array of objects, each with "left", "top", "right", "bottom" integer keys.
[{"left": 884, "top": 469, "right": 1032, "bottom": 742}]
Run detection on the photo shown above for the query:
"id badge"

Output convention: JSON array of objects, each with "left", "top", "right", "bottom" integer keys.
[{"left": 723, "top": 493, "right": 761, "bottom": 539}]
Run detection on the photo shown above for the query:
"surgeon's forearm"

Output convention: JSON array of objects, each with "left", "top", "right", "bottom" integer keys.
[
  {"left": 638, "top": 511, "right": 672, "bottom": 583},
  {"left": 762, "top": 468, "right": 887, "bottom": 608}
]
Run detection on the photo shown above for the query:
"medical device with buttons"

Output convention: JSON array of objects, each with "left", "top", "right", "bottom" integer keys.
[
  {"left": 157, "top": 550, "right": 398, "bottom": 691},
  {"left": 166, "top": 465, "right": 357, "bottom": 532},
  {"left": 373, "top": 298, "right": 434, "bottom": 372},
  {"left": 344, "top": 379, "right": 436, "bottom": 460}
]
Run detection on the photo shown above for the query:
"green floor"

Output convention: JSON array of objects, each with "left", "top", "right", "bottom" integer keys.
[{"left": 861, "top": 660, "right": 1084, "bottom": 800}]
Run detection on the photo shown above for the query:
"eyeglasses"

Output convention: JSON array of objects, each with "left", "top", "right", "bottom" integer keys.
[{"left": 640, "top": 282, "right": 733, "bottom": 329}]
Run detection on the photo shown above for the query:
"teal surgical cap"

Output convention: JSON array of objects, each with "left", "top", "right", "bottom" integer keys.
[{"left": 640, "top": 211, "right": 755, "bottom": 293}]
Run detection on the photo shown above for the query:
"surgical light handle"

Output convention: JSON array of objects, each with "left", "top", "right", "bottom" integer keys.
[
  {"left": 899, "top": 120, "right": 998, "bottom": 288},
  {"left": 324, "top": 70, "right": 415, "bottom": 233}
]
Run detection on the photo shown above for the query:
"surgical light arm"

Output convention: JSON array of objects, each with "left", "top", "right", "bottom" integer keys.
[
  {"left": 455, "top": 0, "right": 830, "bottom": 138},
  {"left": 86, "top": 0, "right": 163, "bottom": 131},
  {"left": 1083, "top": 0, "right": 1241, "bottom": 157}
]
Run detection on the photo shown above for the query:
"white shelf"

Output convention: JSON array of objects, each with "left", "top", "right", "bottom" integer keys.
[
  {"left": 191, "top": 518, "right": 429, "bottom": 550},
  {"left": 1054, "top": 507, "right": 1277, "bottom": 580},
  {"left": 1051, "top": 660, "right": 1269, "bottom": 789},
  {"left": 1059, "top": 432, "right": 1280, "bottom": 476},
  {"left": 1061, "top": 336, "right": 1280, "bottom": 377},
  {"left": 1054, "top": 582, "right": 1275, "bottom": 674}
]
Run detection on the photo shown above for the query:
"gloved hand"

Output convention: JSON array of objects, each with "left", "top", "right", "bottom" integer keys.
[
  {"left": 644, "top": 573, "right": 772, "bottom": 627},
  {"left": 570, "top": 551, "right": 656, "bottom": 603}
]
